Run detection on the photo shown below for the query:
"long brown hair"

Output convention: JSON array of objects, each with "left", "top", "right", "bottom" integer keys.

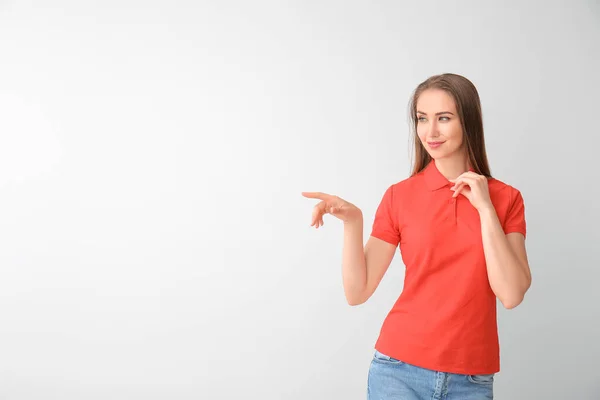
[{"left": 407, "top": 73, "right": 491, "bottom": 177}]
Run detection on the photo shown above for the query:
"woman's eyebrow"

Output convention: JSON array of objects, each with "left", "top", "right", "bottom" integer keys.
[{"left": 416, "top": 111, "right": 455, "bottom": 116}]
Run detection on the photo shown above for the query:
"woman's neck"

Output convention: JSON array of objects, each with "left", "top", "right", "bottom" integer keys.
[{"left": 433, "top": 154, "right": 470, "bottom": 181}]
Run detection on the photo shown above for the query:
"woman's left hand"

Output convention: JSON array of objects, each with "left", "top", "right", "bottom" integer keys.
[{"left": 449, "top": 172, "right": 494, "bottom": 212}]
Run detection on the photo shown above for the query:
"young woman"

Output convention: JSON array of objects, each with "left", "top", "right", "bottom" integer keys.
[{"left": 302, "top": 73, "right": 531, "bottom": 399}]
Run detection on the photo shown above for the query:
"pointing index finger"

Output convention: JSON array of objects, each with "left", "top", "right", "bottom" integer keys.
[{"left": 301, "top": 191, "right": 332, "bottom": 201}]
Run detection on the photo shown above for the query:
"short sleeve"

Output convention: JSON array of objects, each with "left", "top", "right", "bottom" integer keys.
[
  {"left": 370, "top": 185, "right": 400, "bottom": 246},
  {"left": 504, "top": 188, "right": 526, "bottom": 238}
]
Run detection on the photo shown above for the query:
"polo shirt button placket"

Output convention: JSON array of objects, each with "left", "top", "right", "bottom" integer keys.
[
  {"left": 448, "top": 197, "right": 457, "bottom": 223},
  {"left": 454, "top": 198, "right": 457, "bottom": 222}
]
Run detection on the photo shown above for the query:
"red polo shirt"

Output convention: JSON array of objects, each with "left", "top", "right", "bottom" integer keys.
[{"left": 370, "top": 160, "right": 526, "bottom": 375}]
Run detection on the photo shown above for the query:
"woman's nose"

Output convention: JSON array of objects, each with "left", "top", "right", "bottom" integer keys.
[{"left": 428, "top": 121, "right": 440, "bottom": 137}]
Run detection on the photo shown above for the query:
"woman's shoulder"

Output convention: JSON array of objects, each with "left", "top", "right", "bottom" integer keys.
[
  {"left": 488, "top": 177, "right": 525, "bottom": 208},
  {"left": 382, "top": 178, "right": 419, "bottom": 202}
]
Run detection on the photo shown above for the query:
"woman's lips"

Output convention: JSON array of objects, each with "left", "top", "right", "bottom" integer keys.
[{"left": 428, "top": 141, "right": 445, "bottom": 149}]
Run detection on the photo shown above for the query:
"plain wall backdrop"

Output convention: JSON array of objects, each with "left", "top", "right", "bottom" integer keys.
[{"left": 0, "top": 0, "right": 599, "bottom": 399}]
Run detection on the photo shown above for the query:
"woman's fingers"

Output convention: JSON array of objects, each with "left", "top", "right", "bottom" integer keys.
[
  {"left": 302, "top": 192, "right": 334, "bottom": 201},
  {"left": 317, "top": 205, "right": 342, "bottom": 228},
  {"left": 303, "top": 192, "right": 350, "bottom": 228},
  {"left": 311, "top": 200, "right": 327, "bottom": 227},
  {"left": 451, "top": 182, "right": 466, "bottom": 197},
  {"left": 313, "top": 204, "right": 337, "bottom": 228}
]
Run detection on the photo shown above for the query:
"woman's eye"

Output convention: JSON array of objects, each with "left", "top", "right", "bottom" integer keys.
[{"left": 417, "top": 116, "right": 449, "bottom": 122}]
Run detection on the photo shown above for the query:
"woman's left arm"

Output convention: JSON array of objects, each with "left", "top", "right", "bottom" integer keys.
[
  {"left": 478, "top": 207, "right": 531, "bottom": 309},
  {"left": 450, "top": 172, "right": 531, "bottom": 309}
]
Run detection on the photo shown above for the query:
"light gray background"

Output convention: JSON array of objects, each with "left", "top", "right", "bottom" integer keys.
[{"left": 0, "top": 0, "right": 598, "bottom": 399}]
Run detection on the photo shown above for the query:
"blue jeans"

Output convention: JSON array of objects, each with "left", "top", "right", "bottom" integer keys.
[{"left": 368, "top": 349, "right": 494, "bottom": 399}]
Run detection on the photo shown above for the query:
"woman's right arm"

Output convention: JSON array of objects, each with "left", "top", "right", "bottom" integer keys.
[
  {"left": 302, "top": 191, "right": 397, "bottom": 306},
  {"left": 342, "top": 215, "right": 397, "bottom": 305}
]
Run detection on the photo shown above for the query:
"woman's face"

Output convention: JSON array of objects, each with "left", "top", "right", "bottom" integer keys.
[{"left": 416, "top": 89, "right": 465, "bottom": 160}]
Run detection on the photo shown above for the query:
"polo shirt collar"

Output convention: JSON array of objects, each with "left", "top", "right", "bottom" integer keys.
[{"left": 423, "top": 160, "right": 475, "bottom": 191}]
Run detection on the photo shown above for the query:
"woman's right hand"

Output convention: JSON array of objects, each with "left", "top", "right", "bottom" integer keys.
[{"left": 301, "top": 192, "right": 362, "bottom": 228}]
